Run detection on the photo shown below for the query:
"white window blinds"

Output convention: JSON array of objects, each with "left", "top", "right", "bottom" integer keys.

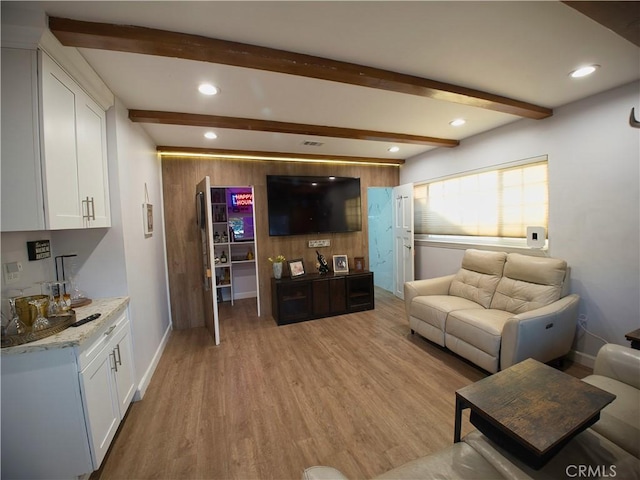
[{"left": 414, "top": 160, "right": 548, "bottom": 238}]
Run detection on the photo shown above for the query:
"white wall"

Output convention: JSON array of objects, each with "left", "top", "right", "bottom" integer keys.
[
  {"left": 110, "top": 98, "right": 172, "bottom": 397},
  {"left": 401, "top": 81, "right": 640, "bottom": 360}
]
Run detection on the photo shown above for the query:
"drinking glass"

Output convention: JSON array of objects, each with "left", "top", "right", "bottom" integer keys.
[
  {"left": 30, "top": 298, "right": 50, "bottom": 331},
  {"left": 40, "top": 281, "right": 58, "bottom": 316},
  {"left": 6, "top": 298, "right": 27, "bottom": 335}
]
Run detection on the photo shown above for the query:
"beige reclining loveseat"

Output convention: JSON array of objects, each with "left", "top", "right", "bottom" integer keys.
[{"left": 404, "top": 249, "right": 579, "bottom": 373}]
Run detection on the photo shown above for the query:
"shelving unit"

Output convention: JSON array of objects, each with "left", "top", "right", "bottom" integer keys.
[{"left": 210, "top": 187, "right": 258, "bottom": 306}]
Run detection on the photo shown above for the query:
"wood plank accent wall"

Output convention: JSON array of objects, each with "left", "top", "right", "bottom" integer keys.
[{"left": 162, "top": 155, "right": 399, "bottom": 330}]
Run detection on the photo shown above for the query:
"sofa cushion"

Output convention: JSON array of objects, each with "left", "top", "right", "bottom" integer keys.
[
  {"left": 446, "top": 309, "right": 513, "bottom": 357},
  {"left": 465, "top": 428, "right": 640, "bottom": 480},
  {"left": 490, "top": 254, "right": 566, "bottom": 314},
  {"left": 411, "top": 295, "right": 484, "bottom": 333},
  {"left": 449, "top": 250, "right": 507, "bottom": 308},
  {"left": 582, "top": 374, "right": 640, "bottom": 458}
]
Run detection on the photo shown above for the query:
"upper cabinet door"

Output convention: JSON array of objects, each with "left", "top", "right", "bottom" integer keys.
[
  {"left": 76, "top": 93, "right": 111, "bottom": 228},
  {"left": 1, "top": 47, "right": 45, "bottom": 231},
  {"left": 40, "top": 52, "right": 83, "bottom": 229}
]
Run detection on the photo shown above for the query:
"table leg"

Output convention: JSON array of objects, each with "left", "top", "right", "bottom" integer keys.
[{"left": 454, "top": 394, "right": 463, "bottom": 443}]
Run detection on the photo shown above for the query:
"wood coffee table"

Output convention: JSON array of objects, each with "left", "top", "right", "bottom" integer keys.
[
  {"left": 454, "top": 358, "right": 616, "bottom": 469},
  {"left": 625, "top": 328, "right": 640, "bottom": 350}
]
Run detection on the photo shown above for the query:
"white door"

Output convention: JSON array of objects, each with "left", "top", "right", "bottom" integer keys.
[
  {"left": 196, "top": 177, "right": 220, "bottom": 345},
  {"left": 392, "top": 183, "right": 414, "bottom": 299}
]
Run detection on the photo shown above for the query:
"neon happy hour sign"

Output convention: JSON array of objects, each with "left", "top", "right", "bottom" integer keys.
[{"left": 231, "top": 192, "right": 253, "bottom": 207}]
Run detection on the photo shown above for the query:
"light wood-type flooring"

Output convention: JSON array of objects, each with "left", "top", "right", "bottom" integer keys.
[{"left": 92, "top": 288, "right": 590, "bottom": 480}]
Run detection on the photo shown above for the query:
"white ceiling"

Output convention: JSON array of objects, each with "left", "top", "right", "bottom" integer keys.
[{"left": 13, "top": 1, "right": 640, "bottom": 161}]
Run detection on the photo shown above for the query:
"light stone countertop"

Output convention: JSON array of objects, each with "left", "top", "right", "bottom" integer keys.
[{"left": 1, "top": 297, "right": 130, "bottom": 356}]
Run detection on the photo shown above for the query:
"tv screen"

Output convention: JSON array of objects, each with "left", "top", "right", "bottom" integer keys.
[{"left": 267, "top": 175, "right": 362, "bottom": 236}]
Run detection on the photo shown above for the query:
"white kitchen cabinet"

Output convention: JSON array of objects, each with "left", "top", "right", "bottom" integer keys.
[
  {"left": 79, "top": 310, "right": 136, "bottom": 468},
  {"left": 1, "top": 298, "right": 133, "bottom": 479},
  {"left": 0, "top": 47, "right": 110, "bottom": 231}
]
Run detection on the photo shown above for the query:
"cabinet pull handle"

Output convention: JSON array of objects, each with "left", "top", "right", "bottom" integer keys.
[
  {"left": 115, "top": 344, "right": 122, "bottom": 367},
  {"left": 105, "top": 325, "right": 116, "bottom": 336},
  {"left": 82, "top": 197, "right": 90, "bottom": 220},
  {"left": 110, "top": 351, "right": 118, "bottom": 372},
  {"left": 90, "top": 197, "right": 96, "bottom": 220}
]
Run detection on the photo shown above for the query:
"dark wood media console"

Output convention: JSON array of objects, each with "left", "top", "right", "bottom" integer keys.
[{"left": 271, "top": 271, "right": 374, "bottom": 325}]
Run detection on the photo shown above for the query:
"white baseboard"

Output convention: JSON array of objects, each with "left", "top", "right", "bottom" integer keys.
[
  {"left": 568, "top": 349, "right": 597, "bottom": 370},
  {"left": 134, "top": 323, "right": 172, "bottom": 401}
]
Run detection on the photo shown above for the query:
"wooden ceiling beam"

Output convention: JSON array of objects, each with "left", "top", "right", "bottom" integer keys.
[
  {"left": 129, "top": 110, "right": 459, "bottom": 148},
  {"left": 157, "top": 146, "right": 405, "bottom": 166},
  {"left": 49, "top": 17, "right": 552, "bottom": 120},
  {"left": 563, "top": 1, "right": 640, "bottom": 47}
]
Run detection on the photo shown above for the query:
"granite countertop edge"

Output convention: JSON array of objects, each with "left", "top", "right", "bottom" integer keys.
[{"left": 1, "top": 296, "right": 130, "bottom": 356}]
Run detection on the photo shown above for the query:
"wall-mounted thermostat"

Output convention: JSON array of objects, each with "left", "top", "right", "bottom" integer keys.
[{"left": 3, "top": 261, "right": 23, "bottom": 284}]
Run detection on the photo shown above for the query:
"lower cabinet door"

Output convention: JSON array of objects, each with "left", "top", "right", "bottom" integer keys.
[
  {"left": 113, "top": 321, "right": 136, "bottom": 413},
  {"left": 80, "top": 347, "right": 120, "bottom": 469}
]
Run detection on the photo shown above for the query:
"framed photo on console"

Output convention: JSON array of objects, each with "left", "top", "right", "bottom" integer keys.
[
  {"left": 333, "top": 255, "right": 349, "bottom": 273},
  {"left": 288, "top": 258, "right": 305, "bottom": 278},
  {"left": 354, "top": 257, "right": 365, "bottom": 271}
]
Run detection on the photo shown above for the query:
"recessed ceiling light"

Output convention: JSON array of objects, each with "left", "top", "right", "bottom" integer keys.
[
  {"left": 388, "top": 146, "right": 400, "bottom": 153},
  {"left": 198, "top": 83, "right": 219, "bottom": 95},
  {"left": 449, "top": 118, "right": 466, "bottom": 127},
  {"left": 204, "top": 131, "right": 217, "bottom": 139},
  {"left": 570, "top": 65, "right": 599, "bottom": 78}
]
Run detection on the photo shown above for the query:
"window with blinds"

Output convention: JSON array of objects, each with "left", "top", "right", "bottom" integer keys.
[{"left": 414, "top": 159, "right": 548, "bottom": 241}]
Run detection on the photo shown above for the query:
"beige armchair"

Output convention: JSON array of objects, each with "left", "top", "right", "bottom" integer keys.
[{"left": 404, "top": 249, "right": 580, "bottom": 373}]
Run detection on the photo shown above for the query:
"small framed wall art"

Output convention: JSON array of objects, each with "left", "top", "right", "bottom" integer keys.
[
  {"left": 288, "top": 258, "right": 305, "bottom": 278},
  {"left": 143, "top": 203, "right": 153, "bottom": 236},
  {"left": 333, "top": 255, "right": 349, "bottom": 273},
  {"left": 143, "top": 183, "right": 153, "bottom": 237}
]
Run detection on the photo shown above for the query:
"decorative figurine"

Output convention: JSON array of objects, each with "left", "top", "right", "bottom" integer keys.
[{"left": 316, "top": 250, "right": 330, "bottom": 274}]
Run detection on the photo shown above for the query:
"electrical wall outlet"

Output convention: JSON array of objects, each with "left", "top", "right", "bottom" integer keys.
[
  {"left": 578, "top": 315, "right": 588, "bottom": 329},
  {"left": 308, "top": 239, "right": 330, "bottom": 248}
]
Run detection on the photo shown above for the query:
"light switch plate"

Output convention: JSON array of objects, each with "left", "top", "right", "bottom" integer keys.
[
  {"left": 309, "top": 239, "right": 331, "bottom": 248},
  {"left": 526, "top": 226, "right": 546, "bottom": 248}
]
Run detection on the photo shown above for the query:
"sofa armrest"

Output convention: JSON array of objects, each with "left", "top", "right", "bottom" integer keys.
[
  {"left": 500, "top": 294, "right": 580, "bottom": 370},
  {"left": 404, "top": 275, "right": 455, "bottom": 322},
  {"left": 302, "top": 466, "right": 349, "bottom": 480},
  {"left": 593, "top": 344, "right": 640, "bottom": 390}
]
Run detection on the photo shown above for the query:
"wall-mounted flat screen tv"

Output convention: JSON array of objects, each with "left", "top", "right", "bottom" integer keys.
[{"left": 267, "top": 175, "right": 362, "bottom": 236}]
